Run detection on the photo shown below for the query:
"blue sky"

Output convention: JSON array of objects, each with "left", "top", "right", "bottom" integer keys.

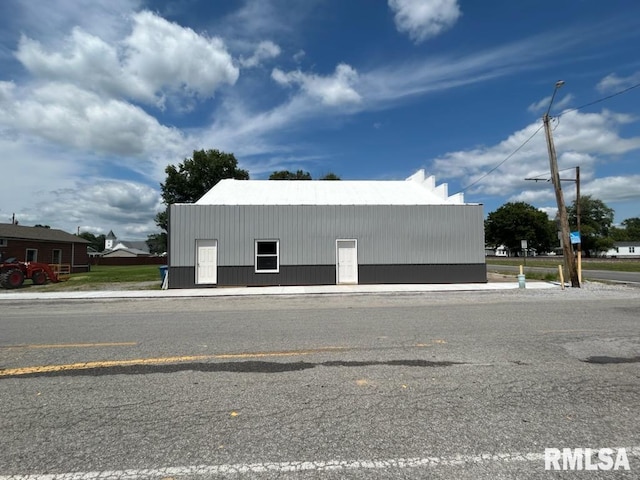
[{"left": 1, "top": 0, "right": 639, "bottom": 239}]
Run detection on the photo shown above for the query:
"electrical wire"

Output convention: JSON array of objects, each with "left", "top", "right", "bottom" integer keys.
[
  {"left": 459, "top": 124, "right": 544, "bottom": 193},
  {"left": 456, "top": 81, "right": 640, "bottom": 194},
  {"left": 558, "top": 81, "right": 640, "bottom": 117}
]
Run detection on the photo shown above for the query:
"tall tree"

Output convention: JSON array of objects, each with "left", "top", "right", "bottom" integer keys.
[
  {"left": 319, "top": 172, "right": 341, "bottom": 180},
  {"left": 78, "top": 232, "right": 106, "bottom": 252},
  {"left": 269, "top": 170, "right": 312, "bottom": 180},
  {"left": 146, "top": 233, "right": 167, "bottom": 255},
  {"left": 155, "top": 149, "right": 249, "bottom": 232},
  {"left": 567, "top": 195, "right": 614, "bottom": 256},
  {"left": 485, "top": 202, "right": 556, "bottom": 255},
  {"left": 621, "top": 217, "right": 640, "bottom": 241},
  {"left": 268, "top": 170, "right": 341, "bottom": 180}
]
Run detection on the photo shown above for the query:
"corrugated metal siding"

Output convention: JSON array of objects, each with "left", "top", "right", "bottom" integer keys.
[{"left": 170, "top": 204, "right": 484, "bottom": 267}]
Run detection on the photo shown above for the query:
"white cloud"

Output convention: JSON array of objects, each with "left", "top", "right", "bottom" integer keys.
[
  {"left": 0, "top": 82, "right": 186, "bottom": 164},
  {"left": 37, "top": 180, "right": 163, "bottom": 237},
  {"left": 582, "top": 175, "right": 640, "bottom": 202},
  {"left": 240, "top": 40, "right": 281, "bottom": 68},
  {"left": 527, "top": 93, "right": 574, "bottom": 114},
  {"left": 11, "top": 0, "right": 141, "bottom": 45},
  {"left": 389, "top": 0, "right": 461, "bottom": 43},
  {"left": 597, "top": 71, "right": 640, "bottom": 93},
  {"left": 272, "top": 63, "right": 361, "bottom": 106},
  {"left": 430, "top": 109, "right": 640, "bottom": 204},
  {"left": 122, "top": 11, "right": 238, "bottom": 105},
  {"left": 15, "top": 10, "right": 239, "bottom": 109},
  {"left": 293, "top": 49, "right": 306, "bottom": 63}
]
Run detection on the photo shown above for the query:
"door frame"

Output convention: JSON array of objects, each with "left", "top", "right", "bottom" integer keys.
[
  {"left": 335, "top": 239, "right": 358, "bottom": 285},
  {"left": 195, "top": 239, "right": 218, "bottom": 285}
]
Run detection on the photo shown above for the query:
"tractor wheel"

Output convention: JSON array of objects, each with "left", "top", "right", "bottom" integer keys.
[
  {"left": 0, "top": 269, "right": 25, "bottom": 289},
  {"left": 32, "top": 270, "right": 47, "bottom": 285}
]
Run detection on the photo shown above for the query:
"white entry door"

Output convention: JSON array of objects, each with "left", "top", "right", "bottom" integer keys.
[
  {"left": 196, "top": 239, "right": 217, "bottom": 284},
  {"left": 336, "top": 239, "right": 358, "bottom": 284}
]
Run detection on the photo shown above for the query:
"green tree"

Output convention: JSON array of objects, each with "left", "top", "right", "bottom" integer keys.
[
  {"left": 268, "top": 170, "right": 341, "bottom": 180},
  {"left": 567, "top": 195, "right": 614, "bottom": 256},
  {"left": 269, "top": 170, "right": 312, "bottom": 180},
  {"left": 319, "top": 172, "right": 341, "bottom": 180},
  {"left": 485, "top": 202, "right": 556, "bottom": 255},
  {"left": 155, "top": 149, "right": 249, "bottom": 232},
  {"left": 621, "top": 217, "right": 640, "bottom": 241},
  {"left": 146, "top": 233, "right": 167, "bottom": 255},
  {"left": 610, "top": 226, "right": 629, "bottom": 242},
  {"left": 78, "top": 232, "right": 106, "bottom": 252},
  {"left": 151, "top": 149, "right": 249, "bottom": 252}
]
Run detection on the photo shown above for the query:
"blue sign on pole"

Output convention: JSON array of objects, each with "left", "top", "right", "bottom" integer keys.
[{"left": 570, "top": 231, "right": 581, "bottom": 244}]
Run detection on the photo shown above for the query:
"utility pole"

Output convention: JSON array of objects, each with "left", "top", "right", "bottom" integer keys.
[{"left": 543, "top": 81, "right": 580, "bottom": 287}]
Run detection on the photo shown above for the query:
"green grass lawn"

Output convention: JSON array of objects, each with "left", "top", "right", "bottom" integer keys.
[
  {"left": 6, "top": 264, "right": 165, "bottom": 291},
  {"left": 70, "top": 265, "right": 163, "bottom": 283},
  {"left": 486, "top": 257, "right": 640, "bottom": 272}
]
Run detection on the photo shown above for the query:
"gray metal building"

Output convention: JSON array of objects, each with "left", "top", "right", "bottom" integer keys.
[{"left": 168, "top": 170, "right": 486, "bottom": 288}]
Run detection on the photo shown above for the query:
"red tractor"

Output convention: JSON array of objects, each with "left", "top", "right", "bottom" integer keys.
[{"left": 0, "top": 258, "right": 61, "bottom": 289}]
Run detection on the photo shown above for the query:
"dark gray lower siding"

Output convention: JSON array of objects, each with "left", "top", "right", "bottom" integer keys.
[
  {"left": 359, "top": 264, "right": 486, "bottom": 284},
  {"left": 168, "top": 264, "right": 486, "bottom": 288}
]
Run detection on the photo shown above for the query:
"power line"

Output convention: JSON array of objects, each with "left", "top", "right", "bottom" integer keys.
[
  {"left": 459, "top": 124, "right": 544, "bottom": 193},
  {"left": 558, "top": 81, "right": 640, "bottom": 117},
  {"left": 456, "top": 81, "right": 640, "bottom": 194}
]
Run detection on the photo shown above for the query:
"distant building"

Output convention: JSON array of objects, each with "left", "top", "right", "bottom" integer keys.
[
  {"left": 102, "top": 230, "right": 150, "bottom": 257},
  {"left": 485, "top": 245, "right": 508, "bottom": 257},
  {"left": 0, "top": 224, "right": 90, "bottom": 272},
  {"left": 604, "top": 242, "right": 640, "bottom": 258}
]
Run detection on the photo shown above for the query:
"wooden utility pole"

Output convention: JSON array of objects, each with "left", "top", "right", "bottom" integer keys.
[{"left": 543, "top": 81, "right": 580, "bottom": 288}]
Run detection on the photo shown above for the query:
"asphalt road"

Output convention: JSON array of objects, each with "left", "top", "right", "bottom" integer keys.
[
  {"left": 1, "top": 287, "right": 640, "bottom": 479},
  {"left": 487, "top": 263, "right": 640, "bottom": 284}
]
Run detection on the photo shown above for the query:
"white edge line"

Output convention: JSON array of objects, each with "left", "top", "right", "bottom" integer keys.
[{"left": 2, "top": 447, "right": 639, "bottom": 479}]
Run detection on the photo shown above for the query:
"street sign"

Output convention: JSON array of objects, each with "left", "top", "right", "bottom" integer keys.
[
  {"left": 570, "top": 231, "right": 581, "bottom": 244},
  {"left": 521, "top": 239, "right": 528, "bottom": 249}
]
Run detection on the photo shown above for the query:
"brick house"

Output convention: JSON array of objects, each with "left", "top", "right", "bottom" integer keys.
[{"left": 0, "top": 224, "right": 90, "bottom": 273}]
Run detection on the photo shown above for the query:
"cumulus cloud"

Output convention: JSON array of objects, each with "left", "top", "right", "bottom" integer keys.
[
  {"left": 430, "top": 109, "right": 640, "bottom": 203},
  {"left": 582, "top": 175, "right": 640, "bottom": 202},
  {"left": 240, "top": 40, "right": 281, "bottom": 68},
  {"left": 389, "top": 0, "right": 461, "bottom": 43},
  {"left": 0, "top": 82, "right": 186, "bottom": 162},
  {"left": 597, "top": 71, "right": 640, "bottom": 93},
  {"left": 122, "top": 11, "right": 238, "bottom": 105},
  {"left": 15, "top": 10, "right": 239, "bottom": 109},
  {"left": 271, "top": 63, "right": 361, "bottom": 106},
  {"left": 36, "top": 180, "right": 163, "bottom": 236}
]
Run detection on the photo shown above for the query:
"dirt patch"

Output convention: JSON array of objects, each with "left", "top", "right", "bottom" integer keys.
[{"left": 487, "top": 271, "right": 518, "bottom": 283}]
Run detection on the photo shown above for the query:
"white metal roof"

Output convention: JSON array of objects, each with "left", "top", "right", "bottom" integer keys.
[{"left": 195, "top": 170, "right": 469, "bottom": 206}]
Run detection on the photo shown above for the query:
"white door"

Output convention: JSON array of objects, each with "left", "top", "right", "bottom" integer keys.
[
  {"left": 336, "top": 239, "right": 358, "bottom": 284},
  {"left": 196, "top": 239, "right": 217, "bottom": 284}
]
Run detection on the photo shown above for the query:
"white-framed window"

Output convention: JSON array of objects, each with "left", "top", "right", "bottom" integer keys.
[
  {"left": 0, "top": 238, "right": 7, "bottom": 247},
  {"left": 26, "top": 248, "right": 37, "bottom": 262},
  {"left": 630, "top": 246, "right": 636, "bottom": 253},
  {"left": 52, "top": 249, "right": 62, "bottom": 264},
  {"left": 255, "top": 240, "right": 279, "bottom": 273}
]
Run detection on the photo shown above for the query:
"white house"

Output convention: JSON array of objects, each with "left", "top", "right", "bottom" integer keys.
[{"left": 604, "top": 242, "right": 640, "bottom": 258}]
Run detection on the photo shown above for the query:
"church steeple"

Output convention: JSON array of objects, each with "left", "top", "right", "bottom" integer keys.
[{"left": 105, "top": 230, "right": 117, "bottom": 250}]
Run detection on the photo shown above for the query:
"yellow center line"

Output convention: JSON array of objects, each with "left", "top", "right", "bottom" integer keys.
[
  {"left": 0, "top": 344, "right": 436, "bottom": 378},
  {"left": 0, "top": 342, "right": 138, "bottom": 350},
  {"left": 0, "top": 347, "right": 350, "bottom": 378}
]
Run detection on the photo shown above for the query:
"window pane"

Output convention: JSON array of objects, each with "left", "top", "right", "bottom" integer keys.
[
  {"left": 257, "top": 242, "right": 277, "bottom": 255},
  {"left": 256, "top": 256, "right": 277, "bottom": 271}
]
